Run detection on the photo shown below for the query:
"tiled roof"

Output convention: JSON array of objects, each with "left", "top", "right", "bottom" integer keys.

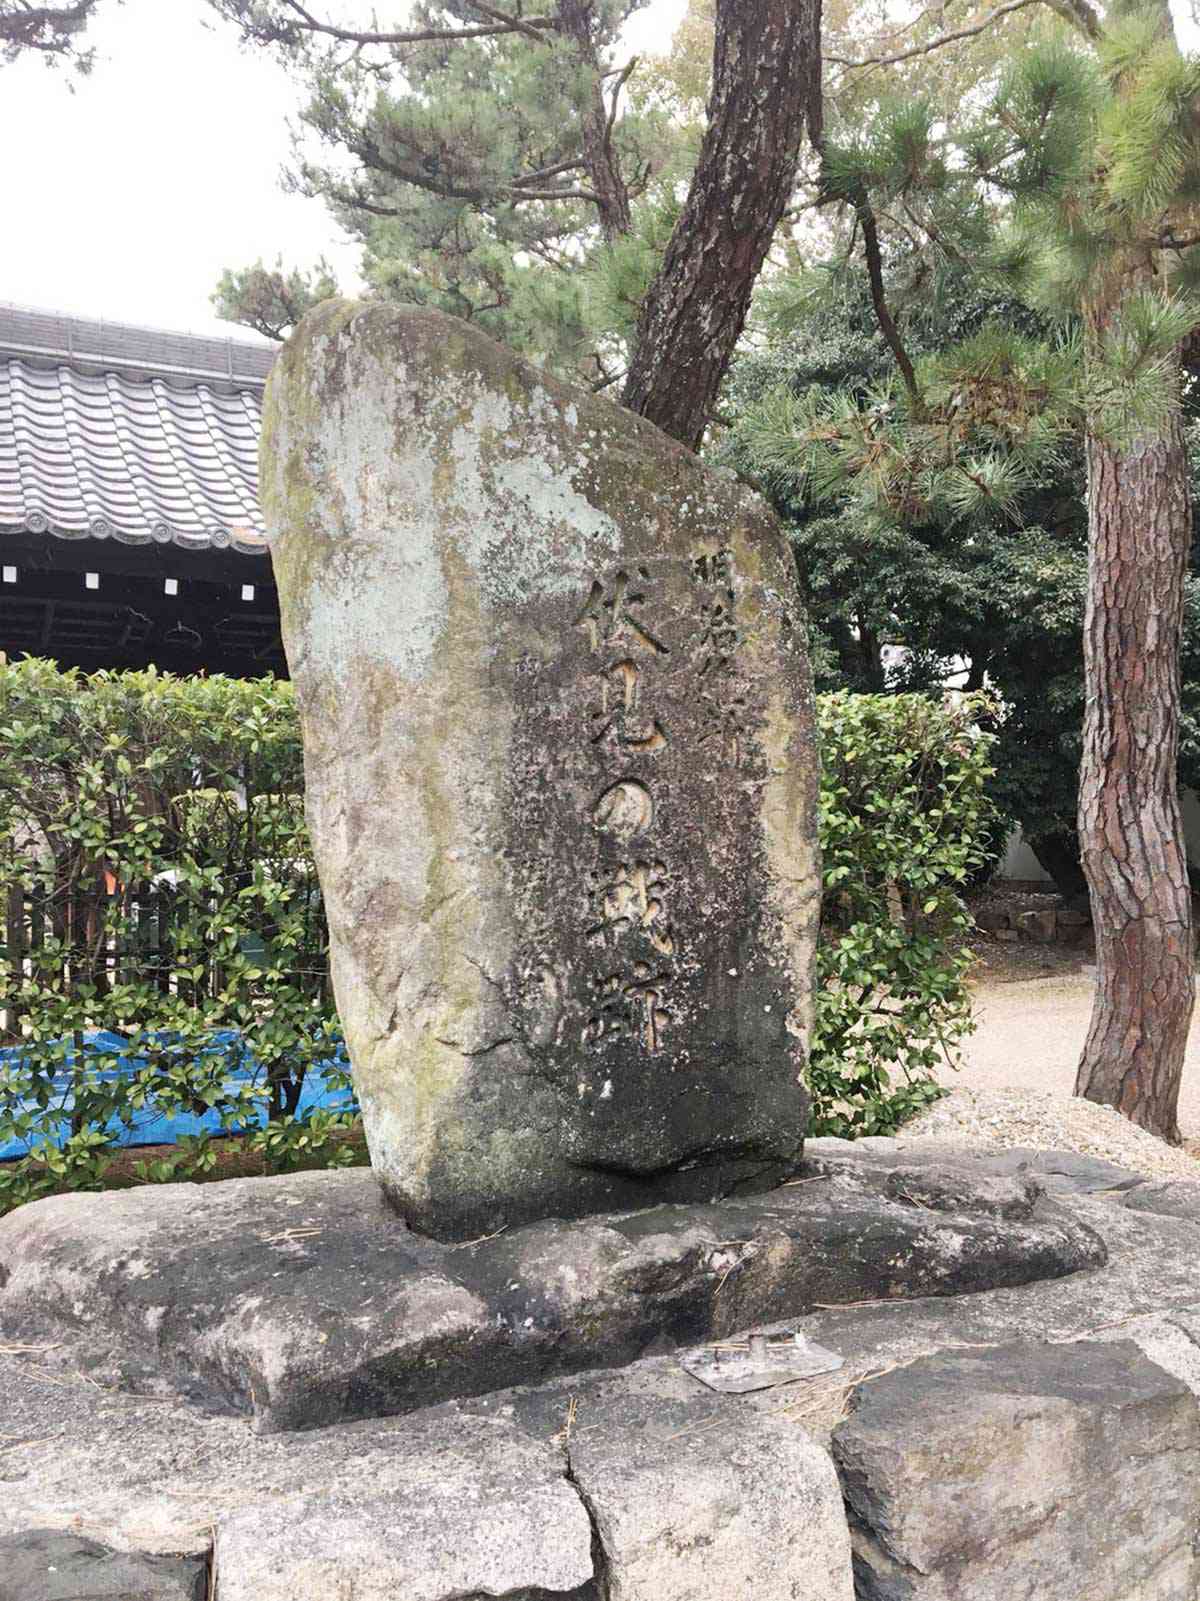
[{"left": 0, "top": 304, "right": 278, "bottom": 556}]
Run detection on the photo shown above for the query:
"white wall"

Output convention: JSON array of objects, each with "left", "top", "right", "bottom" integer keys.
[{"left": 1001, "top": 789, "right": 1200, "bottom": 882}]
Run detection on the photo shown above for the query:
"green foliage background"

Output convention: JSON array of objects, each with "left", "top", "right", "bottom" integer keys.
[
  {"left": 0, "top": 662, "right": 356, "bottom": 1215},
  {"left": 726, "top": 260, "right": 1200, "bottom": 896},
  {"left": 0, "top": 662, "right": 995, "bottom": 1211},
  {"left": 812, "top": 691, "right": 995, "bottom": 1136}
]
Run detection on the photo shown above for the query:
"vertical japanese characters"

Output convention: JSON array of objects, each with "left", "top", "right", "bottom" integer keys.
[
  {"left": 576, "top": 566, "right": 672, "bottom": 1053},
  {"left": 693, "top": 549, "right": 746, "bottom": 770},
  {"left": 575, "top": 553, "right": 741, "bottom": 1055}
]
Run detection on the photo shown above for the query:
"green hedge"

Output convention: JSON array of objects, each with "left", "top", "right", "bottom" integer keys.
[
  {"left": 0, "top": 662, "right": 354, "bottom": 1213},
  {"left": 811, "top": 691, "right": 997, "bottom": 1136},
  {"left": 0, "top": 662, "right": 995, "bottom": 1211}
]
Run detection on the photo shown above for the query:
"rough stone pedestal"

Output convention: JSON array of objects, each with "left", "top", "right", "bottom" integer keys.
[
  {"left": 262, "top": 299, "right": 820, "bottom": 1239},
  {"left": 7, "top": 1149, "right": 1200, "bottom": 1600},
  {"left": 0, "top": 1154, "right": 1105, "bottom": 1433},
  {"left": 0, "top": 1532, "right": 206, "bottom": 1601}
]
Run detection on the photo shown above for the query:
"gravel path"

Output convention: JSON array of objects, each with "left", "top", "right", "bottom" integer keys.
[
  {"left": 894, "top": 973, "right": 1200, "bottom": 1179},
  {"left": 905, "top": 1084, "right": 1200, "bottom": 1181},
  {"left": 944, "top": 972, "right": 1200, "bottom": 1136}
]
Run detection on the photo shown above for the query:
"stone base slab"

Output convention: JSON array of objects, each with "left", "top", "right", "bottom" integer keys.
[
  {"left": 0, "top": 1154, "right": 1104, "bottom": 1432},
  {"left": 0, "top": 1532, "right": 206, "bottom": 1601},
  {"left": 5, "top": 1150, "right": 1200, "bottom": 1599}
]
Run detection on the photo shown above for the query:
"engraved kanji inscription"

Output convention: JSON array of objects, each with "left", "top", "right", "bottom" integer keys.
[
  {"left": 587, "top": 657, "right": 668, "bottom": 754},
  {"left": 575, "top": 568, "right": 670, "bottom": 657},
  {"left": 592, "top": 779, "right": 654, "bottom": 840},
  {"left": 697, "top": 596, "right": 738, "bottom": 677},
  {"left": 583, "top": 962, "right": 671, "bottom": 1052},
  {"left": 585, "top": 859, "right": 675, "bottom": 956},
  {"left": 697, "top": 685, "right": 748, "bottom": 769},
  {"left": 692, "top": 549, "right": 733, "bottom": 587},
  {"left": 691, "top": 547, "right": 745, "bottom": 767}
]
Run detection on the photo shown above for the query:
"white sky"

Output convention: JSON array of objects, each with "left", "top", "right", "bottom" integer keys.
[{"left": 0, "top": 0, "right": 687, "bottom": 341}]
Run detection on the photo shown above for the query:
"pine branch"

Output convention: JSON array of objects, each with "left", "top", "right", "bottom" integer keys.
[
  {"left": 605, "top": 56, "right": 639, "bottom": 148},
  {"left": 1041, "top": 0, "right": 1102, "bottom": 42},
  {"left": 901, "top": 199, "right": 970, "bottom": 265},
  {"left": 319, "top": 135, "right": 598, "bottom": 211},
  {"left": 589, "top": 362, "right": 626, "bottom": 393},
  {"left": 0, "top": 0, "right": 99, "bottom": 54},
  {"left": 826, "top": 0, "right": 1039, "bottom": 71},
  {"left": 510, "top": 185, "right": 600, "bottom": 201},
  {"left": 222, "top": 0, "right": 559, "bottom": 49},
  {"left": 465, "top": 1, "right": 551, "bottom": 45},
  {"left": 857, "top": 197, "right": 926, "bottom": 417},
  {"left": 514, "top": 160, "right": 588, "bottom": 185}
]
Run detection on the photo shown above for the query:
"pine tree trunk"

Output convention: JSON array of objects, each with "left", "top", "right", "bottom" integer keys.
[
  {"left": 1074, "top": 404, "right": 1195, "bottom": 1142},
  {"left": 557, "top": 0, "right": 632, "bottom": 240},
  {"left": 621, "top": 0, "right": 821, "bottom": 450}
]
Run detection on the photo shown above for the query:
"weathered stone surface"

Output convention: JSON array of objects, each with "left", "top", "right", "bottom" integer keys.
[
  {"left": 499, "top": 1364, "right": 854, "bottom": 1601},
  {"left": 213, "top": 1407, "right": 595, "bottom": 1601},
  {"left": 10, "top": 1174, "right": 1200, "bottom": 1601},
  {"left": 1123, "top": 1178, "right": 1200, "bottom": 1223},
  {"left": 4, "top": 1188, "right": 1200, "bottom": 1567},
  {"left": 832, "top": 1339, "right": 1200, "bottom": 1600},
  {"left": 0, "top": 1160, "right": 1104, "bottom": 1432},
  {"left": 805, "top": 1136, "right": 1146, "bottom": 1195},
  {"left": 0, "top": 1530, "right": 206, "bottom": 1601},
  {"left": 794, "top": 1191, "right": 1200, "bottom": 1430},
  {"left": 973, "top": 906, "right": 1011, "bottom": 935},
  {"left": 261, "top": 299, "right": 820, "bottom": 1239},
  {"left": 1016, "top": 907, "right": 1057, "bottom": 942},
  {"left": 0, "top": 1356, "right": 854, "bottom": 1601}
]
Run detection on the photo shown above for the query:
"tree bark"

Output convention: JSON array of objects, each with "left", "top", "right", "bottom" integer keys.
[
  {"left": 621, "top": 0, "right": 821, "bottom": 450},
  {"left": 1074, "top": 400, "right": 1195, "bottom": 1142},
  {"left": 556, "top": 0, "right": 633, "bottom": 240}
]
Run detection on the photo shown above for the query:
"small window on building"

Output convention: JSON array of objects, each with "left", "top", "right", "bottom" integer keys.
[
  {"left": 85, "top": 572, "right": 99, "bottom": 591},
  {"left": 2, "top": 566, "right": 16, "bottom": 584},
  {"left": 241, "top": 584, "right": 255, "bottom": 602},
  {"left": 164, "top": 578, "right": 179, "bottom": 596}
]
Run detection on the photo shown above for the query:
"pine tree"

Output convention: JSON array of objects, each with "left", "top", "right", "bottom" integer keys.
[
  {"left": 738, "top": 0, "right": 1200, "bottom": 1140},
  {"left": 4, "top": 2, "right": 820, "bottom": 446},
  {"left": 727, "top": 264, "right": 1095, "bottom": 904},
  {"left": 208, "top": 0, "right": 820, "bottom": 449},
  {"left": 212, "top": 258, "right": 339, "bottom": 341}
]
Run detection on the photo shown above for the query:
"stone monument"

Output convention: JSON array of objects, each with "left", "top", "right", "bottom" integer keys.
[{"left": 262, "top": 300, "right": 820, "bottom": 1239}]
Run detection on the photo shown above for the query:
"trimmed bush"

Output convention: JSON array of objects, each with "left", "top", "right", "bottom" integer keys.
[
  {"left": 811, "top": 691, "right": 997, "bottom": 1136},
  {"left": 0, "top": 661, "right": 355, "bottom": 1214}
]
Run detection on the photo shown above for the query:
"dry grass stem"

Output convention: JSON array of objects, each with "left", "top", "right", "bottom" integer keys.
[
  {"left": 552, "top": 1394, "right": 579, "bottom": 1449},
  {"left": 261, "top": 1226, "right": 323, "bottom": 1246},
  {"left": 448, "top": 1225, "right": 509, "bottom": 1250}
]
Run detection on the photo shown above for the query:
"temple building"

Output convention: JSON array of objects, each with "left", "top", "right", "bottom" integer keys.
[{"left": 0, "top": 303, "right": 283, "bottom": 677}]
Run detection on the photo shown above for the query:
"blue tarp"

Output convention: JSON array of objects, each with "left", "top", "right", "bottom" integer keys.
[{"left": 0, "top": 1029, "right": 355, "bottom": 1160}]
